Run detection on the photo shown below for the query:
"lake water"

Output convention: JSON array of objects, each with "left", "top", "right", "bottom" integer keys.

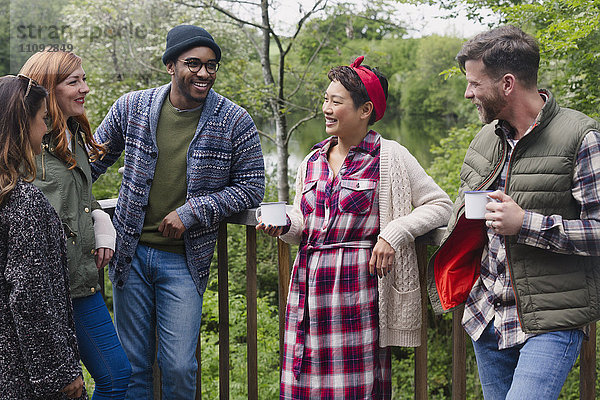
[{"left": 262, "top": 112, "right": 457, "bottom": 176}]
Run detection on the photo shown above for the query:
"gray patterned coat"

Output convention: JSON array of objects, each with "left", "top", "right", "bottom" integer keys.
[{"left": 0, "top": 180, "right": 86, "bottom": 399}]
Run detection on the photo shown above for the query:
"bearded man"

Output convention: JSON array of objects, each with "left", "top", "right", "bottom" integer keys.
[{"left": 429, "top": 25, "right": 600, "bottom": 400}]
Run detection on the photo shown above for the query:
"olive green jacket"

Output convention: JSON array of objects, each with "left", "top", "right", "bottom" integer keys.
[
  {"left": 429, "top": 91, "right": 600, "bottom": 333},
  {"left": 33, "top": 120, "right": 101, "bottom": 298}
]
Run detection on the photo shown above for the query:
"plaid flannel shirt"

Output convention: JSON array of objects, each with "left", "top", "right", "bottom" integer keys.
[{"left": 463, "top": 107, "right": 600, "bottom": 349}]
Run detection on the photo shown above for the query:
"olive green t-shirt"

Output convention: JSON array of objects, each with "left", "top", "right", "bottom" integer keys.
[{"left": 138, "top": 97, "right": 202, "bottom": 254}]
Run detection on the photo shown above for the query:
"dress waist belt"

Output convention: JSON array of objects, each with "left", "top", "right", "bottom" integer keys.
[{"left": 303, "top": 240, "right": 374, "bottom": 252}]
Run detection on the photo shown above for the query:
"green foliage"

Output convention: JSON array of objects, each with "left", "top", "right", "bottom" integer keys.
[
  {"left": 427, "top": 124, "right": 479, "bottom": 200},
  {"left": 501, "top": 0, "right": 600, "bottom": 119},
  {"left": 60, "top": 0, "right": 202, "bottom": 127},
  {"left": 421, "top": 0, "right": 533, "bottom": 23},
  {"left": 216, "top": 57, "right": 272, "bottom": 126},
  {"left": 391, "top": 36, "right": 477, "bottom": 165},
  {"left": 290, "top": 34, "right": 479, "bottom": 166},
  {"left": 8, "top": 0, "right": 73, "bottom": 73},
  {"left": 421, "top": 0, "right": 600, "bottom": 120},
  {"left": 200, "top": 291, "right": 281, "bottom": 399},
  {"left": 0, "top": 0, "right": 10, "bottom": 75},
  {"left": 92, "top": 158, "right": 124, "bottom": 200},
  {"left": 295, "top": 1, "right": 406, "bottom": 66},
  {"left": 82, "top": 362, "right": 95, "bottom": 396}
]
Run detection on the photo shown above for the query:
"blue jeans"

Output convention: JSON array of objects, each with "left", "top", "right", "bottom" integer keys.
[
  {"left": 472, "top": 320, "right": 583, "bottom": 400},
  {"left": 72, "top": 291, "right": 131, "bottom": 399},
  {"left": 113, "top": 244, "right": 206, "bottom": 400}
]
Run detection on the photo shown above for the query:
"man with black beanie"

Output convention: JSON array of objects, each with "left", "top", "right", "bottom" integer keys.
[{"left": 91, "top": 25, "right": 265, "bottom": 399}]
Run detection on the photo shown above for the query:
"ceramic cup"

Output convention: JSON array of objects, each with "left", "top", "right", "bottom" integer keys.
[
  {"left": 464, "top": 190, "right": 494, "bottom": 219},
  {"left": 255, "top": 201, "right": 287, "bottom": 226}
]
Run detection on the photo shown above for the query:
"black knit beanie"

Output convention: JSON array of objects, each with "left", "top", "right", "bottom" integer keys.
[{"left": 162, "top": 25, "right": 222, "bottom": 65}]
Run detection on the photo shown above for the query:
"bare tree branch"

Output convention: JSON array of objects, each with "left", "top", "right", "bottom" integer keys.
[
  {"left": 124, "top": 31, "right": 165, "bottom": 74},
  {"left": 241, "top": 25, "right": 262, "bottom": 56},
  {"left": 282, "top": 0, "right": 328, "bottom": 57},
  {"left": 174, "top": 0, "right": 270, "bottom": 32},
  {"left": 276, "top": 96, "right": 319, "bottom": 114},
  {"left": 285, "top": 111, "right": 320, "bottom": 146},
  {"left": 288, "top": 17, "right": 335, "bottom": 98},
  {"left": 166, "top": 0, "right": 338, "bottom": 202},
  {"left": 257, "top": 129, "right": 276, "bottom": 144},
  {"left": 216, "top": 0, "right": 261, "bottom": 6}
]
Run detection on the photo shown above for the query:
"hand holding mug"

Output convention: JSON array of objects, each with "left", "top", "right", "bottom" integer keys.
[
  {"left": 256, "top": 223, "right": 285, "bottom": 237},
  {"left": 484, "top": 190, "right": 525, "bottom": 235},
  {"left": 255, "top": 202, "right": 287, "bottom": 237}
]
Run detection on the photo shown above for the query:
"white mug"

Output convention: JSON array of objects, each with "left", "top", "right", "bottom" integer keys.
[
  {"left": 464, "top": 190, "right": 494, "bottom": 219},
  {"left": 255, "top": 201, "right": 287, "bottom": 226}
]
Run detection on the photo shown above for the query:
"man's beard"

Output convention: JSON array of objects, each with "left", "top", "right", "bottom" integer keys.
[
  {"left": 175, "top": 74, "right": 212, "bottom": 106},
  {"left": 476, "top": 90, "right": 507, "bottom": 124}
]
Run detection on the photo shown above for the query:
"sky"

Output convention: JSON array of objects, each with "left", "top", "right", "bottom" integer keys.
[
  {"left": 394, "top": 2, "right": 492, "bottom": 38},
  {"left": 8, "top": 0, "right": 493, "bottom": 73},
  {"left": 270, "top": 0, "right": 493, "bottom": 39}
]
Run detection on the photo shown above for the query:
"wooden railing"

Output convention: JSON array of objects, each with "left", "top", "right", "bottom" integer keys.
[{"left": 98, "top": 201, "right": 597, "bottom": 399}]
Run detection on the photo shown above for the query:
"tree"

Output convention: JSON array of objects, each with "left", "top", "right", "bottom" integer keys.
[
  {"left": 58, "top": 0, "right": 413, "bottom": 201},
  {"left": 502, "top": 0, "right": 600, "bottom": 118},
  {"left": 6, "top": 0, "right": 72, "bottom": 74},
  {"left": 171, "top": 0, "right": 404, "bottom": 201},
  {"left": 60, "top": 0, "right": 265, "bottom": 198},
  {"left": 422, "top": 0, "right": 532, "bottom": 24},
  {"left": 422, "top": 0, "right": 600, "bottom": 119},
  {"left": 0, "top": 0, "right": 10, "bottom": 75}
]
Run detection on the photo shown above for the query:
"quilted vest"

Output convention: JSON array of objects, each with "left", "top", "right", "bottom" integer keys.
[{"left": 429, "top": 91, "right": 600, "bottom": 333}]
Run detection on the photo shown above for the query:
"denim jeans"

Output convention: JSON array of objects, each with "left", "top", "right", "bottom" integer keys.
[
  {"left": 72, "top": 291, "right": 131, "bottom": 399},
  {"left": 472, "top": 320, "right": 583, "bottom": 400},
  {"left": 113, "top": 244, "right": 206, "bottom": 400}
]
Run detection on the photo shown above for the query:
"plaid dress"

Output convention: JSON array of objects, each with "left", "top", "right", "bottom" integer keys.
[{"left": 280, "top": 131, "right": 391, "bottom": 399}]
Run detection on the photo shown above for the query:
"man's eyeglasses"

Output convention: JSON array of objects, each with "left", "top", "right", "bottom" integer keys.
[
  {"left": 17, "top": 73, "right": 39, "bottom": 99},
  {"left": 178, "top": 58, "right": 220, "bottom": 74}
]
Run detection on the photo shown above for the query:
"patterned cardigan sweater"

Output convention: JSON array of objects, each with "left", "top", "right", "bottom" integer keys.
[
  {"left": 91, "top": 84, "right": 265, "bottom": 293},
  {"left": 281, "top": 138, "right": 452, "bottom": 347},
  {"left": 0, "top": 181, "right": 85, "bottom": 399}
]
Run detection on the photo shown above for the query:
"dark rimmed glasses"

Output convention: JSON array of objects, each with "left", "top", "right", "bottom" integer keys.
[
  {"left": 17, "top": 73, "right": 39, "bottom": 99},
  {"left": 178, "top": 58, "right": 220, "bottom": 74}
]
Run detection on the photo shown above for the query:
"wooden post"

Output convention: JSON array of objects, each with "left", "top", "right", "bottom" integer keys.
[
  {"left": 218, "top": 222, "right": 230, "bottom": 400},
  {"left": 246, "top": 227, "right": 258, "bottom": 400},
  {"left": 153, "top": 336, "right": 161, "bottom": 399},
  {"left": 452, "top": 306, "right": 466, "bottom": 400},
  {"left": 415, "top": 240, "right": 428, "bottom": 400},
  {"left": 277, "top": 239, "right": 291, "bottom": 371},
  {"left": 195, "top": 330, "right": 202, "bottom": 400},
  {"left": 98, "top": 268, "right": 105, "bottom": 300},
  {"left": 580, "top": 323, "right": 597, "bottom": 400}
]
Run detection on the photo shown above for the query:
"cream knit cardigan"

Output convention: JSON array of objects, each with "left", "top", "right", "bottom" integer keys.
[{"left": 280, "top": 137, "right": 452, "bottom": 347}]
